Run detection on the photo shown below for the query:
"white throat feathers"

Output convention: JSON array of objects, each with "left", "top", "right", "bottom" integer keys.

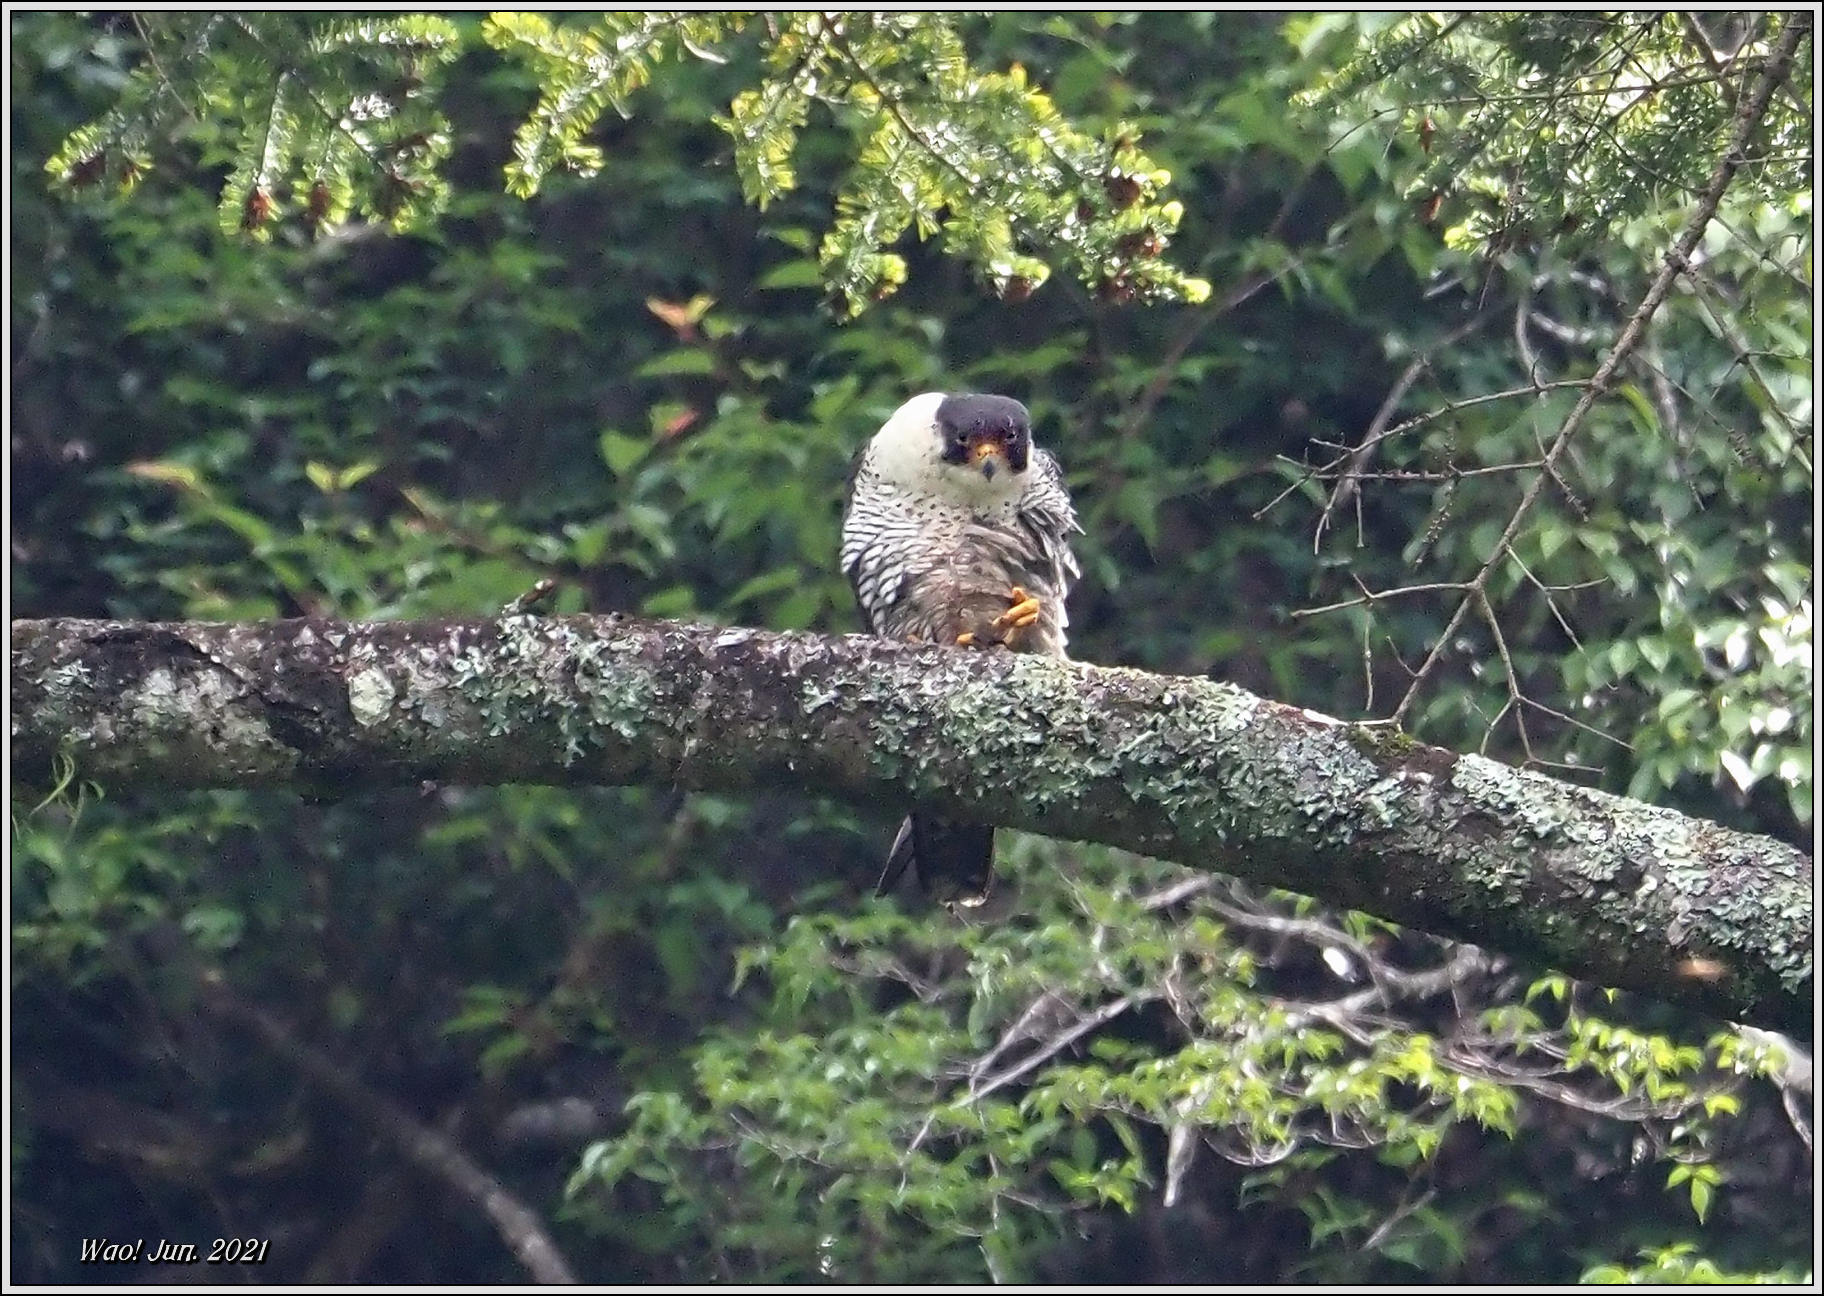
[{"left": 866, "top": 391, "right": 1030, "bottom": 514}]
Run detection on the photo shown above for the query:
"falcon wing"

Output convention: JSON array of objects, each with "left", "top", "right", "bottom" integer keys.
[{"left": 1017, "top": 447, "right": 1083, "bottom": 603}]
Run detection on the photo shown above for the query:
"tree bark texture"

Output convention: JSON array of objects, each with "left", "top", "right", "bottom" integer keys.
[{"left": 12, "top": 615, "right": 1811, "bottom": 1033}]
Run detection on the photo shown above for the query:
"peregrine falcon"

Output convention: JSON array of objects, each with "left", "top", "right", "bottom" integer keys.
[{"left": 841, "top": 392, "right": 1082, "bottom": 907}]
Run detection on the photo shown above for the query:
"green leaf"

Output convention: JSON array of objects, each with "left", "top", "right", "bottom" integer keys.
[
  {"left": 635, "top": 349, "right": 719, "bottom": 378},
  {"left": 757, "top": 259, "right": 825, "bottom": 289},
  {"left": 600, "top": 430, "right": 650, "bottom": 477},
  {"left": 1689, "top": 1175, "right": 1713, "bottom": 1224},
  {"left": 338, "top": 459, "right": 380, "bottom": 489}
]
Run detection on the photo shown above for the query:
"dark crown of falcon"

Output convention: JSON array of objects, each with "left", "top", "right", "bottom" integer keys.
[{"left": 932, "top": 393, "right": 1032, "bottom": 480}]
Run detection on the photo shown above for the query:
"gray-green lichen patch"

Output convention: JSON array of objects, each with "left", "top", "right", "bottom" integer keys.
[
  {"left": 392, "top": 650, "right": 454, "bottom": 733},
  {"left": 1361, "top": 773, "right": 1422, "bottom": 830},
  {"left": 928, "top": 666, "right": 1030, "bottom": 752},
  {"left": 1450, "top": 754, "right": 1575, "bottom": 839},
  {"left": 1207, "top": 686, "right": 1263, "bottom": 735},
  {"left": 130, "top": 664, "right": 279, "bottom": 768},
  {"left": 1646, "top": 827, "right": 1812, "bottom": 993},
  {"left": 800, "top": 678, "right": 842, "bottom": 713},
  {"left": 571, "top": 633, "right": 658, "bottom": 743},
  {"left": 347, "top": 666, "right": 397, "bottom": 728},
  {"left": 22, "top": 660, "right": 96, "bottom": 743},
  {"left": 447, "top": 619, "right": 556, "bottom": 741},
  {"left": 42, "top": 659, "right": 96, "bottom": 702}
]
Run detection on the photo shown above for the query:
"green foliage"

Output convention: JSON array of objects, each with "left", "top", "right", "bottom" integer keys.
[
  {"left": 49, "top": 11, "right": 1209, "bottom": 312},
  {"left": 1583, "top": 1241, "right": 1812, "bottom": 1285},
  {"left": 564, "top": 845, "right": 1793, "bottom": 1281},
  {"left": 480, "top": 12, "right": 742, "bottom": 196},
  {"left": 1277, "top": 12, "right": 1813, "bottom": 830},
  {"left": 479, "top": 11, "right": 1210, "bottom": 312},
  {"left": 45, "top": 14, "right": 462, "bottom": 235},
  {"left": 1298, "top": 12, "right": 1811, "bottom": 248}
]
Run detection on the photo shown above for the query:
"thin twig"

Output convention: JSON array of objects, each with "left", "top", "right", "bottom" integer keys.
[
  {"left": 1475, "top": 586, "right": 1534, "bottom": 761},
  {"left": 1390, "top": 16, "right": 1810, "bottom": 725},
  {"left": 1291, "top": 582, "right": 1468, "bottom": 619},
  {"left": 1429, "top": 66, "right": 1767, "bottom": 109},
  {"left": 1520, "top": 694, "right": 1634, "bottom": 751},
  {"left": 130, "top": 15, "right": 204, "bottom": 125},
  {"left": 1362, "top": 1185, "right": 1439, "bottom": 1253},
  {"left": 1139, "top": 874, "right": 1215, "bottom": 912},
  {"left": 968, "top": 992, "right": 1067, "bottom": 1088},
  {"left": 967, "top": 994, "right": 1144, "bottom": 1102},
  {"left": 1254, "top": 382, "right": 1585, "bottom": 522},
  {"left": 1677, "top": 12, "right": 1735, "bottom": 108},
  {"left": 1680, "top": 263, "right": 1809, "bottom": 446},
  {"left": 1504, "top": 549, "right": 1584, "bottom": 649},
  {"left": 1319, "top": 461, "right": 1548, "bottom": 483},
  {"left": 1314, "top": 311, "right": 1490, "bottom": 551}
]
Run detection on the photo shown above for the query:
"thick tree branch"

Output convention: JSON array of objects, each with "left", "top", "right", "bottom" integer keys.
[{"left": 11, "top": 614, "right": 1810, "bottom": 1034}]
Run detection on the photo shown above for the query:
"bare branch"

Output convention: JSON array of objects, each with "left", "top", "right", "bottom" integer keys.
[
  {"left": 1313, "top": 313, "right": 1490, "bottom": 552},
  {"left": 198, "top": 974, "right": 578, "bottom": 1284},
  {"left": 1390, "top": 16, "right": 1811, "bottom": 724},
  {"left": 1291, "top": 581, "right": 1469, "bottom": 619},
  {"left": 1255, "top": 382, "right": 1586, "bottom": 523},
  {"left": 968, "top": 993, "right": 1147, "bottom": 1103}
]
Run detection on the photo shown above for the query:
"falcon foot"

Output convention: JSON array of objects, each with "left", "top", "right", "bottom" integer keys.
[{"left": 991, "top": 586, "right": 1044, "bottom": 640}]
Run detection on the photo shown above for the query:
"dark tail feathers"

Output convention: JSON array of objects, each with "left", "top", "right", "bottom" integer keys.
[{"left": 875, "top": 815, "right": 995, "bottom": 908}]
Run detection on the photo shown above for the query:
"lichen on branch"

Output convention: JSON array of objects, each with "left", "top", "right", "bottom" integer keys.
[{"left": 12, "top": 614, "right": 1811, "bottom": 1034}]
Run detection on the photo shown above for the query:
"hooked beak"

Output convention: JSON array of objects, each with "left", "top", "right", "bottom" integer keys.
[{"left": 970, "top": 440, "right": 1007, "bottom": 479}]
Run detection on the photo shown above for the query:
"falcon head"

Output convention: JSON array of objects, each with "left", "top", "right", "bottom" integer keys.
[{"left": 867, "top": 392, "right": 1033, "bottom": 504}]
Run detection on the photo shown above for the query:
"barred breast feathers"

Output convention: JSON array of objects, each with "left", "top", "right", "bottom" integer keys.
[{"left": 842, "top": 442, "right": 1081, "bottom": 650}]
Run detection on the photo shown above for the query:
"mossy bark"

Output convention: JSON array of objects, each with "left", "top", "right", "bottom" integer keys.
[{"left": 13, "top": 614, "right": 1811, "bottom": 1033}]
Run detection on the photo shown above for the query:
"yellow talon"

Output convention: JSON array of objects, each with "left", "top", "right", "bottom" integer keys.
[
  {"left": 955, "top": 630, "right": 977, "bottom": 646},
  {"left": 992, "top": 586, "right": 1043, "bottom": 634}
]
